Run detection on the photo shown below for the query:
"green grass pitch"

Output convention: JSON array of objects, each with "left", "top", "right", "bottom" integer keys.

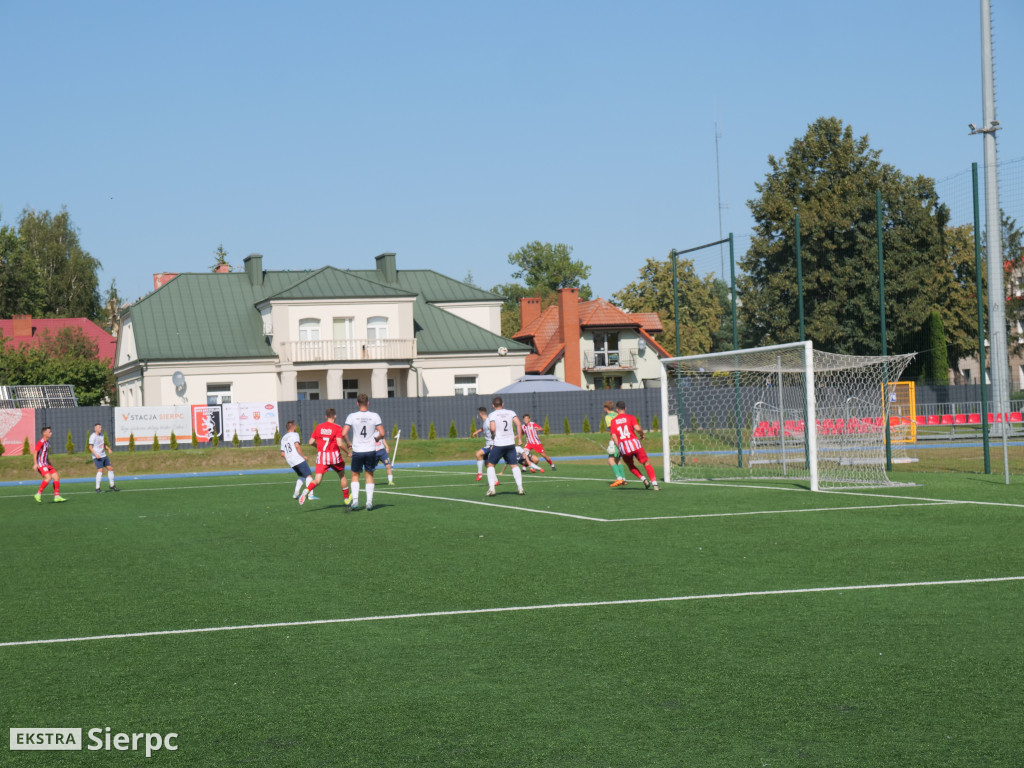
[{"left": 2, "top": 464, "right": 1023, "bottom": 766}]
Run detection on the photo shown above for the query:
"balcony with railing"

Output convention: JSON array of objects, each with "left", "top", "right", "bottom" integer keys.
[
  {"left": 582, "top": 350, "right": 637, "bottom": 370},
  {"left": 281, "top": 338, "right": 417, "bottom": 364}
]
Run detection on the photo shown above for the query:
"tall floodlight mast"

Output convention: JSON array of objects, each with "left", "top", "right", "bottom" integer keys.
[{"left": 971, "top": 0, "right": 1009, "bottom": 433}]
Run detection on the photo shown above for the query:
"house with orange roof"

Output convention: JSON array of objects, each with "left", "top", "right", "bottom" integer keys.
[{"left": 512, "top": 288, "right": 670, "bottom": 390}]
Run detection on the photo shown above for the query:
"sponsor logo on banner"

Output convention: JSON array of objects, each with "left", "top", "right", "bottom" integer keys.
[
  {"left": 113, "top": 407, "right": 191, "bottom": 446},
  {"left": 191, "top": 405, "right": 223, "bottom": 442}
]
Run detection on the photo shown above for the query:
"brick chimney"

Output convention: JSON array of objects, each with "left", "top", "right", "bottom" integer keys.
[
  {"left": 214, "top": 263, "right": 231, "bottom": 274},
  {"left": 12, "top": 314, "right": 32, "bottom": 338},
  {"left": 558, "top": 288, "right": 581, "bottom": 387},
  {"left": 519, "top": 297, "right": 542, "bottom": 331},
  {"left": 153, "top": 273, "right": 178, "bottom": 290}
]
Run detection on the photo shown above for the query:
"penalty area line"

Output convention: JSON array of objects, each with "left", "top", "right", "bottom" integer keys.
[{"left": 2, "top": 576, "right": 1021, "bottom": 648}]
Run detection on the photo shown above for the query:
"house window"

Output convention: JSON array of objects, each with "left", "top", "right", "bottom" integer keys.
[
  {"left": 298, "top": 318, "right": 321, "bottom": 341},
  {"left": 592, "top": 331, "right": 620, "bottom": 367},
  {"left": 206, "top": 383, "right": 233, "bottom": 404},
  {"left": 454, "top": 375, "right": 478, "bottom": 396},
  {"left": 297, "top": 381, "right": 321, "bottom": 401},
  {"left": 368, "top": 316, "right": 388, "bottom": 339},
  {"left": 387, "top": 377, "right": 397, "bottom": 398},
  {"left": 599, "top": 375, "right": 623, "bottom": 390},
  {"left": 343, "top": 378, "right": 359, "bottom": 399}
]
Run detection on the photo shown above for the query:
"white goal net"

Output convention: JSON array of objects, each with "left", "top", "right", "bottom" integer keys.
[{"left": 659, "top": 341, "right": 916, "bottom": 490}]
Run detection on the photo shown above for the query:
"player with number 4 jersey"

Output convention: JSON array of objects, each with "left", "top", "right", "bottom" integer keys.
[{"left": 343, "top": 393, "right": 385, "bottom": 511}]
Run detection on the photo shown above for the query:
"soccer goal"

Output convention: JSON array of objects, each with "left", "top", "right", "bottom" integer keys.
[{"left": 659, "top": 341, "right": 916, "bottom": 490}]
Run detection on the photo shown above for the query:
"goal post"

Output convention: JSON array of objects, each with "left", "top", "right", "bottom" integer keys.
[{"left": 660, "top": 341, "right": 916, "bottom": 490}]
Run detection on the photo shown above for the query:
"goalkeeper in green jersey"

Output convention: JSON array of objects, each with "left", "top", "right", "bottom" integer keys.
[{"left": 603, "top": 400, "right": 628, "bottom": 487}]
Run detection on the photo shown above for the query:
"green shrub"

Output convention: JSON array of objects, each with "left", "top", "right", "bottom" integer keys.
[
  {"left": 582, "top": 416, "right": 591, "bottom": 433},
  {"left": 253, "top": 432, "right": 262, "bottom": 447},
  {"left": 128, "top": 433, "right": 136, "bottom": 452},
  {"left": 212, "top": 433, "right": 220, "bottom": 448},
  {"left": 273, "top": 428, "right": 281, "bottom": 444},
  {"left": 563, "top": 417, "right": 571, "bottom": 435},
  {"left": 543, "top": 416, "right": 550, "bottom": 435},
  {"left": 23, "top": 437, "right": 31, "bottom": 455},
  {"left": 152, "top": 434, "right": 160, "bottom": 451},
  {"left": 0, "top": 441, "right": 4, "bottom": 457},
  {"left": 410, "top": 423, "right": 419, "bottom": 440},
  {"left": 652, "top": 414, "right": 660, "bottom": 431},
  {"left": 191, "top": 428, "right": 198, "bottom": 448},
  {"left": 66, "top": 430, "right": 75, "bottom": 454},
  {"left": 428, "top": 422, "right": 437, "bottom": 439},
  {"left": 169, "top": 431, "right": 178, "bottom": 450},
  {"left": 449, "top": 420, "right": 458, "bottom": 438},
  {"left": 232, "top": 431, "right": 240, "bottom": 448}
]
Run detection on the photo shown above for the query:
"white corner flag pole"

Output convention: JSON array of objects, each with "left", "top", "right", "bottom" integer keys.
[{"left": 390, "top": 430, "right": 401, "bottom": 468}]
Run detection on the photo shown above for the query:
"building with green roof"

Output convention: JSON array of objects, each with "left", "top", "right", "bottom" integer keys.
[{"left": 114, "top": 253, "right": 529, "bottom": 405}]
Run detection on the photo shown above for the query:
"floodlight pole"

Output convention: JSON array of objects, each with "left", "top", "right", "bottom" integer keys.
[{"left": 973, "top": 0, "right": 1010, "bottom": 452}]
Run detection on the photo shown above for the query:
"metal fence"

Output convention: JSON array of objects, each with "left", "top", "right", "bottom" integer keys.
[{"left": 27, "top": 390, "right": 663, "bottom": 456}]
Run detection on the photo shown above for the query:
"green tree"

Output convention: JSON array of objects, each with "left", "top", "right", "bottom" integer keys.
[
  {"left": 449, "top": 420, "right": 458, "bottom": 438},
  {"left": 921, "top": 310, "right": 949, "bottom": 385},
  {"left": 410, "top": 423, "right": 419, "bottom": 440},
  {"left": 613, "top": 256, "right": 723, "bottom": 356},
  {"left": 428, "top": 422, "right": 437, "bottom": 439},
  {"left": 232, "top": 431, "right": 240, "bottom": 447},
  {"left": 253, "top": 432, "right": 262, "bottom": 447},
  {"left": 0, "top": 216, "right": 43, "bottom": 316},
  {"left": 65, "top": 430, "right": 75, "bottom": 454},
  {"left": 22, "top": 436, "right": 31, "bottom": 455},
  {"left": 152, "top": 434, "right": 160, "bottom": 451},
  {"left": 0, "top": 327, "right": 115, "bottom": 405},
  {"left": 128, "top": 433, "right": 135, "bottom": 452},
  {"left": 169, "top": 431, "right": 178, "bottom": 450},
  {"left": 740, "top": 117, "right": 956, "bottom": 357},
  {"left": 996, "top": 213, "right": 1024, "bottom": 355},
  {"left": 942, "top": 223, "right": 984, "bottom": 373},
  {"left": 17, "top": 207, "right": 102, "bottom": 320},
  {"left": 211, "top": 244, "right": 230, "bottom": 272},
  {"left": 491, "top": 242, "right": 593, "bottom": 337},
  {"left": 582, "top": 415, "right": 591, "bottom": 433}
]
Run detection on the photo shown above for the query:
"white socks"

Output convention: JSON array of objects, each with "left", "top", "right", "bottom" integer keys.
[
  {"left": 512, "top": 465, "right": 523, "bottom": 492},
  {"left": 366, "top": 482, "right": 374, "bottom": 506},
  {"left": 486, "top": 466, "right": 497, "bottom": 491},
  {"left": 350, "top": 481, "right": 360, "bottom": 505}
]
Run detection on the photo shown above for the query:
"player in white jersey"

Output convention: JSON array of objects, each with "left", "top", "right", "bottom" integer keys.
[
  {"left": 88, "top": 423, "right": 119, "bottom": 492},
  {"left": 374, "top": 435, "right": 394, "bottom": 485},
  {"left": 471, "top": 406, "right": 495, "bottom": 482},
  {"left": 485, "top": 396, "right": 524, "bottom": 497},
  {"left": 281, "top": 421, "right": 318, "bottom": 500},
  {"left": 343, "top": 393, "right": 385, "bottom": 511}
]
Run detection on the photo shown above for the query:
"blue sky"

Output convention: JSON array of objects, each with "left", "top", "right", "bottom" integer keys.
[{"left": 2, "top": 1, "right": 1022, "bottom": 306}]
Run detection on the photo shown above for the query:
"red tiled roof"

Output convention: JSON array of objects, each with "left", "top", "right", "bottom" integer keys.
[
  {"left": 632, "top": 312, "right": 663, "bottom": 332},
  {"left": 513, "top": 297, "right": 669, "bottom": 374},
  {"left": 0, "top": 317, "right": 117, "bottom": 366}
]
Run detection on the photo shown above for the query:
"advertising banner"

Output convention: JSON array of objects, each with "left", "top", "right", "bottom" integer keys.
[
  {"left": 114, "top": 406, "right": 191, "bottom": 446},
  {"left": 0, "top": 408, "right": 36, "bottom": 455},
  {"left": 221, "top": 401, "right": 279, "bottom": 441}
]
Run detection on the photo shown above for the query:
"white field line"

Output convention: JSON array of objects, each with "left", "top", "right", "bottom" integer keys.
[
  {"left": 605, "top": 501, "right": 957, "bottom": 522},
  {"left": 2, "top": 576, "right": 1020, "bottom": 649},
  {"left": 382, "top": 490, "right": 608, "bottom": 521}
]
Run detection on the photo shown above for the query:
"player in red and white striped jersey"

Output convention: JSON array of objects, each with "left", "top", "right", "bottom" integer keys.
[
  {"left": 521, "top": 414, "right": 555, "bottom": 470},
  {"left": 609, "top": 401, "right": 659, "bottom": 490},
  {"left": 32, "top": 426, "right": 66, "bottom": 503},
  {"left": 299, "top": 409, "right": 351, "bottom": 505}
]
